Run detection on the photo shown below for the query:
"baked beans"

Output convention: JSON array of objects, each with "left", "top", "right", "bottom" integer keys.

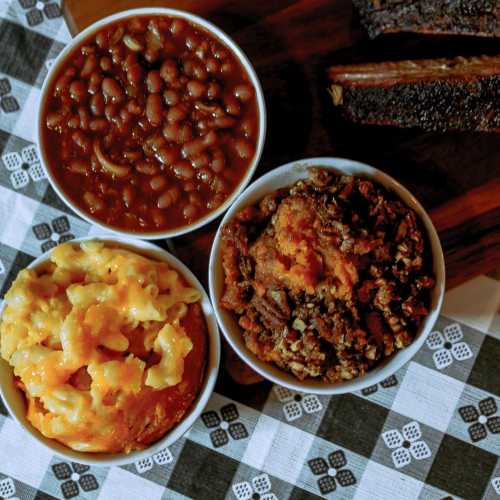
[{"left": 42, "top": 15, "right": 259, "bottom": 232}]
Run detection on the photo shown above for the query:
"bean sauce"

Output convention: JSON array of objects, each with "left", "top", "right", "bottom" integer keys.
[{"left": 42, "top": 15, "right": 259, "bottom": 232}]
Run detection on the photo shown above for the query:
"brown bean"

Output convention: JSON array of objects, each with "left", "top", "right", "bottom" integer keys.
[
  {"left": 146, "top": 70, "right": 163, "bottom": 93},
  {"left": 213, "top": 175, "right": 230, "bottom": 193},
  {"left": 234, "top": 84, "right": 254, "bottom": 102},
  {"left": 185, "top": 34, "right": 199, "bottom": 51},
  {"left": 136, "top": 161, "right": 159, "bottom": 175},
  {"left": 157, "top": 186, "right": 180, "bottom": 208},
  {"left": 90, "top": 93, "right": 105, "bottom": 116},
  {"left": 205, "top": 58, "right": 220, "bottom": 75},
  {"left": 181, "top": 131, "right": 215, "bottom": 158},
  {"left": 173, "top": 160, "right": 195, "bottom": 180},
  {"left": 89, "top": 118, "right": 108, "bottom": 132},
  {"left": 110, "top": 45, "right": 123, "bottom": 65},
  {"left": 123, "top": 150, "right": 142, "bottom": 161},
  {"left": 72, "top": 130, "right": 91, "bottom": 152},
  {"left": 81, "top": 45, "right": 95, "bottom": 56},
  {"left": 183, "top": 203, "right": 197, "bottom": 219},
  {"left": 67, "top": 115, "right": 80, "bottom": 128},
  {"left": 146, "top": 94, "right": 163, "bottom": 126},
  {"left": 128, "top": 17, "right": 147, "bottom": 33},
  {"left": 104, "top": 103, "right": 119, "bottom": 121},
  {"left": 81, "top": 54, "right": 98, "bottom": 78},
  {"left": 78, "top": 107, "right": 90, "bottom": 130},
  {"left": 212, "top": 46, "right": 229, "bottom": 60},
  {"left": 211, "top": 149, "right": 226, "bottom": 173},
  {"left": 95, "top": 31, "right": 108, "bottom": 49},
  {"left": 100, "top": 56, "right": 113, "bottom": 72},
  {"left": 184, "top": 182, "right": 195, "bottom": 192},
  {"left": 178, "top": 123, "right": 193, "bottom": 144},
  {"left": 151, "top": 208, "right": 167, "bottom": 227},
  {"left": 191, "top": 153, "right": 209, "bottom": 169},
  {"left": 122, "top": 186, "right": 135, "bottom": 207},
  {"left": 68, "top": 159, "right": 89, "bottom": 174},
  {"left": 144, "top": 48, "right": 160, "bottom": 64},
  {"left": 207, "top": 193, "right": 225, "bottom": 209},
  {"left": 160, "top": 60, "right": 178, "bottom": 83},
  {"left": 198, "top": 167, "right": 213, "bottom": 183},
  {"left": 187, "top": 80, "right": 206, "bottom": 100},
  {"left": 189, "top": 192, "right": 202, "bottom": 206},
  {"left": 234, "top": 138, "right": 254, "bottom": 159},
  {"left": 210, "top": 116, "right": 237, "bottom": 129},
  {"left": 221, "top": 62, "right": 234, "bottom": 75},
  {"left": 156, "top": 146, "right": 178, "bottom": 165},
  {"left": 192, "top": 63, "right": 207, "bottom": 81},
  {"left": 149, "top": 175, "right": 167, "bottom": 191},
  {"left": 54, "top": 68, "right": 76, "bottom": 95},
  {"left": 46, "top": 112, "right": 64, "bottom": 129},
  {"left": 224, "top": 94, "right": 241, "bottom": 116},
  {"left": 167, "top": 104, "right": 187, "bottom": 123},
  {"left": 102, "top": 77, "right": 124, "bottom": 104},
  {"left": 240, "top": 118, "right": 255, "bottom": 138},
  {"left": 207, "top": 82, "right": 221, "bottom": 100},
  {"left": 126, "top": 64, "right": 143, "bottom": 85},
  {"left": 88, "top": 71, "right": 103, "bottom": 94},
  {"left": 126, "top": 99, "right": 142, "bottom": 115},
  {"left": 163, "top": 122, "right": 180, "bottom": 142},
  {"left": 83, "top": 191, "right": 105, "bottom": 212},
  {"left": 170, "top": 18, "right": 186, "bottom": 36}
]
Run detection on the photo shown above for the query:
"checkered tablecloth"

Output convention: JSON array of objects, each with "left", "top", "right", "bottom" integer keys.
[{"left": 1, "top": 1, "right": 500, "bottom": 499}]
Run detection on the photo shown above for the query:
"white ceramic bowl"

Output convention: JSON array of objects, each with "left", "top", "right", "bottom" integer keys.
[
  {"left": 37, "top": 7, "right": 266, "bottom": 240},
  {"left": 209, "top": 157, "right": 445, "bottom": 395},
  {"left": 0, "top": 236, "right": 220, "bottom": 466}
]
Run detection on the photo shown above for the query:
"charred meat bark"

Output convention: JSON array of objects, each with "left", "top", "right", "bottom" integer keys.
[
  {"left": 328, "top": 55, "right": 500, "bottom": 132},
  {"left": 353, "top": 0, "right": 500, "bottom": 38}
]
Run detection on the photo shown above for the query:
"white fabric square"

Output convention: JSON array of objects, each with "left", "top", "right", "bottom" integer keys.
[
  {"left": 242, "top": 415, "right": 313, "bottom": 485},
  {"left": 12, "top": 84, "right": 41, "bottom": 144},
  {"left": 443, "top": 276, "right": 500, "bottom": 333},
  {"left": 392, "top": 362, "right": 464, "bottom": 432},
  {"left": 0, "top": 418, "right": 52, "bottom": 488},
  {"left": 97, "top": 467, "right": 164, "bottom": 500},
  {"left": 354, "top": 461, "right": 423, "bottom": 500}
]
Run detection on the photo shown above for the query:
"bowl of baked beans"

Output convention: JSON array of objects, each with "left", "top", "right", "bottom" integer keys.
[{"left": 38, "top": 8, "right": 266, "bottom": 238}]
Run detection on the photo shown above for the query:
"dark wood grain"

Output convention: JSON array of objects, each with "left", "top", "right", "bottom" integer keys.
[{"left": 62, "top": 0, "right": 500, "bottom": 290}]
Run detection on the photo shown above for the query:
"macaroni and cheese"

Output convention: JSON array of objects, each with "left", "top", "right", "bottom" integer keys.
[{"left": 0, "top": 241, "right": 207, "bottom": 453}]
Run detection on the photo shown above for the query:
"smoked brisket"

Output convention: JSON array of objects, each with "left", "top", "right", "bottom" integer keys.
[
  {"left": 328, "top": 55, "right": 500, "bottom": 132},
  {"left": 353, "top": 0, "right": 499, "bottom": 38}
]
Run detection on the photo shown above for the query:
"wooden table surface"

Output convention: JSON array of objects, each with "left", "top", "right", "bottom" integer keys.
[{"left": 62, "top": 0, "right": 500, "bottom": 291}]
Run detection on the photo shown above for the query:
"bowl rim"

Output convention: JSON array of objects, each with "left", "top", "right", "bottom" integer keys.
[
  {"left": 209, "top": 157, "right": 446, "bottom": 395},
  {"left": 0, "top": 236, "right": 221, "bottom": 466},
  {"left": 36, "top": 7, "right": 267, "bottom": 240}
]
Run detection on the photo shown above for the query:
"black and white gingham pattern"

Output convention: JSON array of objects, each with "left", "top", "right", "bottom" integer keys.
[{"left": 1, "top": 2, "right": 500, "bottom": 498}]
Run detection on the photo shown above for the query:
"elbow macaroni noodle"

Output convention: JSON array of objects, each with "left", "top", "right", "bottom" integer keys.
[{"left": 0, "top": 241, "right": 205, "bottom": 452}]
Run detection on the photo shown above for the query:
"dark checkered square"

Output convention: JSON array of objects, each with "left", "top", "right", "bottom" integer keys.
[
  {"left": 337, "top": 469, "right": 356, "bottom": 487},
  {"left": 426, "top": 435, "right": 497, "bottom": 499},
  {"left": 361, "top": 385, "right": 377, "bottom": 396},
  {"left": 79, "top": 474, "right": 98, "bottom": 492},
  {"left": 468, "top": 422, "right": 487, "bottom": 441},
  {"left": 33, "top": 222, "right": 51, "bottom": 239},
  {"left": 43, "top": 3, "right": 61, "bottom": 19},
  {"left": 60, "top": 480, "right": 79, "bottom": 498},
  {"left": 52, "top": 463, "right": 72, "bottom": 480},
  {"left": 210, "top": 428, "right": 228, "bottom": 447},
  {"left": 221, "top": 403, "right": 239, "bottom": 422},
  {"left": 486, "top": 416, "right": 500, "bottom": 433},
  {"left": 380, "top": 375, "right": 398, "bottom": 388},
  {"left": 26, "top": 9, "right": 44, "bottom": 26},
  {"left": 168, "top": 440, "right": 238, "bottom": 498},
  {"left": 318, "top": 475, "right": 336, "bottom": 494},
  {"left": 289, "top": 486, "right": 323, "bottom": 500},
  {"left": 328, "top": 450, "right": 346, "bottom": 469},
  {"left": 308, "top": 457, "right": 328, "bottom": 475},
  {"left": 19, "top": 0, "right": 37, "bottom": 8},
  {"left": 201, "top": 410, "right": 220, "bottom": 428},
  {"left": 1, "top": 96, "right": 19, "bottom": 113},
  {"left": 0, "top": 20, "right": 53, "bottom": 86},
  {"left": 478, "top": 397, "right": 497, "bottom": 416},
  {"left": 0, "top": 78, "right": 11, "bottom": 96},
  {"left": 51, "top": 216, "right": 70, "bottom": 234},
  {"left": 71, "top": 463, "right": 89, "bottom": 474},
  {"left": 318, "top": 394, "right": 389, "bottom": 458},
  {"left": 459, "top": 405, "right": 479, "bottom": 423},
  {"left": 468, "top": 336, "right": 500, "bottom": 396},
  {"left": 228, "top": 422, "right": 248, "bottom": 440}
]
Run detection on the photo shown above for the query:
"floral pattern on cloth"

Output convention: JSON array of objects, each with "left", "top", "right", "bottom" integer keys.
[
  {"left": 18, "top": 0, "right": 62, "bottom": 27},
  {"left": 273, "top": 386, "right": 323, "bottom": 422},
  {"left": 0, "top": 78, "right": 20, "bottom": 114},
  {"left": 308, "top": 449, "right": 356, "bottom": 495},
  {"left": 426, "top": 323, "right": 473, "bottom": 370},
  {"left": 52, "top": 462, "right": 99, "bottom": 499},
  {"left": 32, "top": 216, "right": 74, "bottom": 252},
  {"left": 361, "top": 375, "right": 398, "bottom": 396},
  {"left": 1, "top": 144, "right": 45, "bottom": 190},
  {"left": 232, "top": 473, "right": 277, "bottom": 500},
  {"left": 459, "top": 397, "right": 500, "bottom": 442},
  {"left": 382, "top": 421, "right": 431, "bottom": 469},
  {"left": 201, "top": 403, "right": 249, "bottom": 448},
  {"left": 134, "top": 448, "right": 174, "bottom": 474},
  {"left": 0, "top": 477, "right": 20, "bottom": 500}
]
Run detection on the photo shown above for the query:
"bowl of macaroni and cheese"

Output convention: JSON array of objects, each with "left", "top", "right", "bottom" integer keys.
[{"left": 0, "top": 237, "right": 220, "bottom": 465}]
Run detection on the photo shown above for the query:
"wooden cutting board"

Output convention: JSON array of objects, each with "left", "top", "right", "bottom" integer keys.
[{"left": 62, "top": 0, "right": 500, "bottom": 291}]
